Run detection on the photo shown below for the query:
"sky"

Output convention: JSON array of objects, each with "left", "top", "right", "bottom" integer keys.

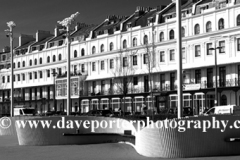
[{"left": 0, "top": 0, "right": 171, "bottom": 50}]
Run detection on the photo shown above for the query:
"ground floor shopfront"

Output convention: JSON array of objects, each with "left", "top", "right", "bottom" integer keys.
[
  {"left": 1, "top": 88, "right": 240, "bottom": 116},
  {"left": 61, "top": 87, "right": 240, "bottom": 115}
]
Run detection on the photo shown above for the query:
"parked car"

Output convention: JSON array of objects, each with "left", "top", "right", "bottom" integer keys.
[
  {"left": 203, "top": 105, "right": 240, "bottom": 115},
  {"left": 86, "top": 110, "right": 101, "bottom": 116},
  {"left": 167, "top": 107, "right": 193, "bottom": 116},
  {"left": 87, "top": 109, "right": 113, "bottom": 117}
]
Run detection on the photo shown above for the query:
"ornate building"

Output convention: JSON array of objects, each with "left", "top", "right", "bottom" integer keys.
[{"left": 1, "top": 0, "right": 240, "bottom": 116}]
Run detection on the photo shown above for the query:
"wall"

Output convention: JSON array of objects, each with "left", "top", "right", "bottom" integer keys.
[{"left": 135, "top": 115, "right": 240, "bottom": 158}]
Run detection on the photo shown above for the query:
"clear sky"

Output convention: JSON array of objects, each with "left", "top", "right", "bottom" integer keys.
[{"left": 0, "top": 0, "right": 171, "bottom": 50}]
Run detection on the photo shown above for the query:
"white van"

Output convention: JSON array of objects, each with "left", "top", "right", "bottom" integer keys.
[
  {"left": 14, "top": 105, "right": 35, "bottom": 116},
  {"left": 204, "top": 105, "right": 240, "bottom": 115}
]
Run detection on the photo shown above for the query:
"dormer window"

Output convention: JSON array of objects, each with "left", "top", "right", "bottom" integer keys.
[
  {"left": 15, "top": 51, "right": 20, "bottom": 55},
  {"left": 147, "top": 17, "right": 153, "bottom": 26},
  {"left": 49, "top": 43, "right": 54, "bottom": 48},
  {"left": 104, "top": 30, "right": 108, "bottom": 34},
  {"left": 98, "top": 30, "right": 104, "bottom": 35},
  {"left": 32, "top": 47, "right": 36, "bottom": 51},
  {"left": 182, "top": 11, "right": 186, "bottom": 17},
  {"left": 173, "top": 13, "right": 176, "bottom": 18},
  {"left": 2, "top": 55, "right": 6, "bottom": 61},
  {"left": 126, "top": 23, "right": 131, "bottom": 30},
  {"left": 39, "top": 45, "right": 44, "bottom": 51},
  {"left": 58, "top": 40, "right": 63, "bottom": 46},
  {"left": 200, "top": 5, "right": 209, "bottom": 11},
  {"left": 219, "top": 2, "right": 226, "bottom": 9},
  {"left": 114, "top": 26, "right": 120, "bottom": 32}
]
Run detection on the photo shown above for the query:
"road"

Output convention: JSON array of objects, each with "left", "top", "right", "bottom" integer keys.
[{"left": 0, "top": 136, "right": 240, "bottom": 160}]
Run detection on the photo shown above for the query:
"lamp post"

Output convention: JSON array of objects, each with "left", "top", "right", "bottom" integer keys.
[
  {"left": 209, "top": 35, "right": 226, "bottom": 106},
  {"left": 5, "top": 21, "right": 16, "bottom": 117},
  {"left": 58, "top": 12, "right": 79, "bottom": 116},
  {"left": 176, "top": 0, "right": 183, "bottom": 118},
  {"left": 209, "top": 44, "right": 221, "bottom": 106},
  {"left": 52, "top": 72, "right": 58, "bottom": 112}
]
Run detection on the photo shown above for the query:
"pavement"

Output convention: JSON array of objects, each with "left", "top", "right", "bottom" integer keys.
[{"left": 1, "top": 135, "right": 240, "bottom": 160}]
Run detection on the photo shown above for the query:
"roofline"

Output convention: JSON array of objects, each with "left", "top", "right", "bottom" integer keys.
[
  {"left": 120, "top": 14, "right": 135, "bottom": 31},
  {"left": 89, "top": 19, "right": 109, "bottom": 39}
]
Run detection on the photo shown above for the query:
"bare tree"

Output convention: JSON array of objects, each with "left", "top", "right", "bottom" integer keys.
[
  {"left": 141, "top": 26, "right": 159, "bottom": 117},
  {"left": 111, "top": 49, "right": 138, "bottom": 116}
]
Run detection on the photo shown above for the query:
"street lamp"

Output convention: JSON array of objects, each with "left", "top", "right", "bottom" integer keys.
[
  {"left": 209, "top": 35, "right": 226, "bottom": 106},
  {"left": 209, "top": 45, "right": 221, "bottom": 106},
  {"left": 176, "top": 0, "right": 183, "bottom": 118},
  {"left": 52, "top": 71, "right": 58, "bottom": 112},
  {"left": 5, "top": 21, "right": 16, "bottom": 117},
  {"left": 57, "top": 12, "right": 79, "bottom": 116}
]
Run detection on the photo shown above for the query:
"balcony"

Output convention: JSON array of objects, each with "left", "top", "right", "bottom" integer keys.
[{"left": 201, "top": 78, "right": 240, "bottom": 89}]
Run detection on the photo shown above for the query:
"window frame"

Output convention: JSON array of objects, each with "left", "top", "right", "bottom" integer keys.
[
  {"left": 74, "top": 50, "right": 78, "bottom": 58},
  {"left": 132, "top": 55, "right": 138, "bottom": 66},
  {"left": 123, "top": 40, "right": 127, "bottom": 49},
  {"left": 195, "top": 45, "right": 201, "bottom": 57},
  {"left": 81, "top": 49, "right": 85, "bottom": 56},
  {"left": 169, "top": 50, "right": 175, "bottom": 61},
  {"left": 194, "top": 24, "right": 200, "bottom": 35},
  {"left": 110, "top": 59, "right": 114, "bottom": 69},
  {"left": 160, "top": 51, "right": 165, "bottom": 62},
  {"left": 237, "top": 38, "right": 240, "bottom": 51},
  {"left": 206, "top": 43, "right": 213, "bottom": 55},
  {"left": 219, "top": 41, "right": 225, "bottom": 53},
  {"left": 100, "top": 61, "right": 105, "bottom": 70},
  {"left": 133, "top": 38, "right": 137, "bottom": 47},
  {"left": 143, "top": 54, "right": 148, "bottom": 64},
  {"left": 206, "top": 21, "right": 212, "bottom": 32},
  {"left": 218, "top": 18, "right": 224, "bottom": 30},
  {"left": 92, "top": 62, "right": 96, "bottom": 71},
  {"left": 159, "top": 32, "right": 164, "bottom": 42},
  {"left": 81, "top": 64, "right": 85, "bottom": 73},
  {"left": 92, "top": 46, "right": 96, "bottom": 54},
  {"left": 123, "top": 57, "right": 128, "bottom": 67},
  {"left": 109, "top": 42, "right": 114, "bottom": 51},
  {"left": 143, "top": 35, "right": 148, "bottom": 45},
  {"left": 237, "top": 14, "right": 240, "bottom": 26},
  {"left": 100, "top": 44, "right": 104, "bottom": 53},
  {"left": 169, "top": 30, "right": 174, "bottom": 40},
  {"left": 133, "top": 77, "right": 138, "bottom": 86}
]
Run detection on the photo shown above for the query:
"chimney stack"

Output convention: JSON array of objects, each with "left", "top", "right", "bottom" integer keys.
[
  {"left": 2, "top": 46, "right": 10, "bottom": 52},
  {"left": 19, "top": 34, "right": 35, "bottom": 46},
  {"left": 36, "top": 30, "right": 52, "bottom": 42}
]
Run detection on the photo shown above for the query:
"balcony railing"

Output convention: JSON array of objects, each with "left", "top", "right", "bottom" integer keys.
[
  {"left": 201, "top": 78, "right": 240, "bottom": 89},
  {"left": 78, "top": 78, "right": 240, "bottom": 97},
  {"left": 6, "top": 78, "right": 240, "bottom": 102}
]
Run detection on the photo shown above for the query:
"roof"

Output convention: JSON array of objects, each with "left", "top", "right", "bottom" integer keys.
[
  {"left": 33, "top": 35, "right": 54, "bottom": 46},
  {"left": 198, "top": 0, "right": 213, "bottom": 5},
  {"left": 48, "top": 32, "right": 66, "bottom": 43},
  {"left": 164, "top": 0, "right": 194, "bottom": 15},
  {"left": 92, "top": 16, "right": 127, "bottom": 36},
  {"left": 16, "top": 40, "right": 36, "bottom": 50},
  {"left": 0, "top": 51, "right": 10, "bottom": 55},
  {"left": 71, "top": 24, "right": 96, "bottom": 38},
  {"left": 95, "top": 20, "right": 121, "bottom": 32},
  {"left": 135, "top": 9, "right": 158, "bottom": 27}
]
